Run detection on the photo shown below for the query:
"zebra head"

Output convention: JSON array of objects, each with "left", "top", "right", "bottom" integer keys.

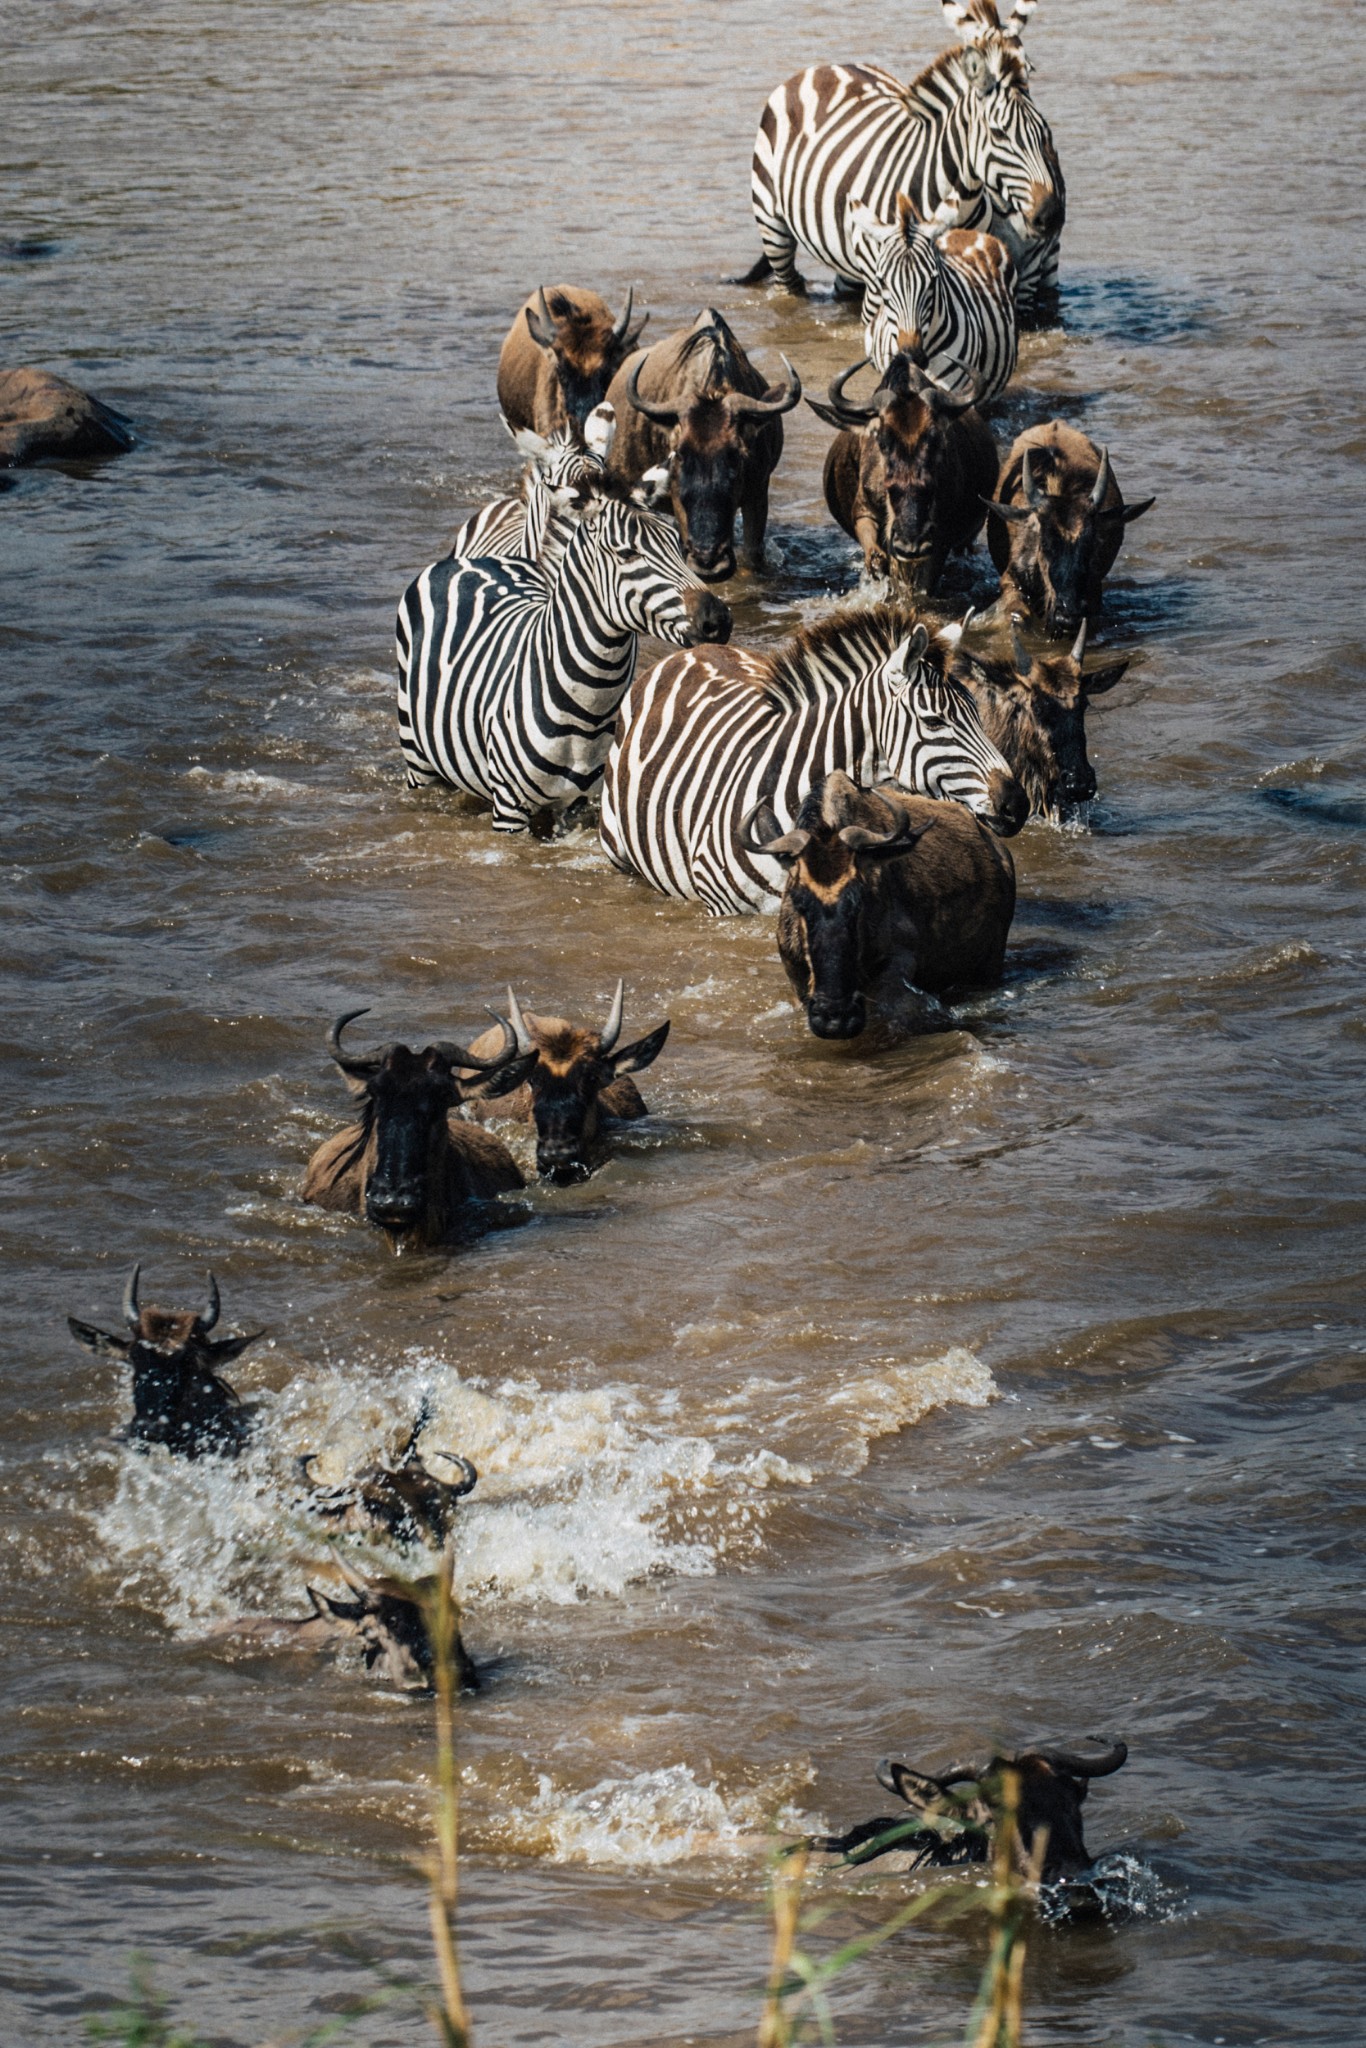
[
  {"left": 940, "top": 3, "right": 1065, "bottom": 258},
  {"left": 580, "top": 493, "right": 733, "bottom": 648},
  {"left": 848, "top": 196, "right": 955, "bottom": 374},
  {"left": 871, "top": 626, "right": 1027, "bottom": 835}
]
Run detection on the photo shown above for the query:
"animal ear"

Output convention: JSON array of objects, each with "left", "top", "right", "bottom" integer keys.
[
  {"left": 876, "top": 1758, "right": 947, "bottom": 1807},
  {"left": 940, "top": 1, "right": 977, "bottom": 39},
  {"left": 845, "top": 199, "right": 892, "bottom": 247},
  {"left": 895, "top": 191, "right": 922, "bottom": 241},
  {"left": 609, "top": 1019, "right": 670, "bottom": 1077},
  {"left": 583, "top": 403, "right": 617, "bottom": 462},
  {"left": 1080, "top": 659, "right": 1130, "bottom": 696},
  {"left": 524, "top": 291, "right": 560, "bottom": 350},
  {"left": 844, "top": 820, "right": 934, "bottom": 862},
  {"left": 209, "top": 1330, "right": 264, "bottom": 1366},
  {"left": 459, "top": 1047, "right": 539, "bottom": 1102},
  {"left": 979, "top": 495, "right": 1033, "bottom": 523},
  {"left": 886, "top": 624, "right": 931, "bottom": 691},
  {"left": 67, "top": 1317, "right": 130, "bottom": 1358},
  {"left": 512, "top": 425, "right": 553, "bottom": 464},
  {"left": 804, "top": 396, "right": 850, "bottom": 431}
]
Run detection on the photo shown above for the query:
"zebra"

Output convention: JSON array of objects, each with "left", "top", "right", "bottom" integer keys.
[
  {"left": 599, "top": 604, "right": 1026, "bottom": 916},
  {"left": 848, "top": 194, "right": 1018, "bottom": 400},
  {"left": 396, "top": 486, "right": 732, "bottom": 834},
  {"left": 447, "top": 402, "right": 619, "bottom": 574},
  {"left": 742, "top": 2, "right": 1063, "bottom": 321}
]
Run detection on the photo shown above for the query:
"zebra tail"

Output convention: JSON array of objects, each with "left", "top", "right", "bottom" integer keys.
[{"left": 731, "top": 252, "right": 773, "bottom": 287}]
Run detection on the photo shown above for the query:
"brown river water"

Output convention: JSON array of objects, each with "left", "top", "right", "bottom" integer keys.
[{"left": 3, "top": 2, "right": 1365, "bottom": 2042}]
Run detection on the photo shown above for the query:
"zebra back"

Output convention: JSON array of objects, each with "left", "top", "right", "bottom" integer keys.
[{"left": 848, "top": 197, "right": 1018, "bottom": 399}]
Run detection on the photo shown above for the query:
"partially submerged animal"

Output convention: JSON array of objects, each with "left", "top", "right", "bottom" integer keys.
[
  {"left": 984, "top": 422, "right": 1155, "bottom": 637},
  {"left": 67, "top": 1266, "right": 259, "bottom": 1458},
  {"left": 298, "top": 1407, "right": 478, "bottom": 1547},
  {"left": 807, "top": 1739, "right": 1130, "bottom": 1908},
  {"left": 207, "top": 1562, "right": 476, "bottom": 1692},
  {"left": 1, "top": 366, "right": 135, "bottom": 466},
  {"left": 462, "top": 979, "right": 670, "bottom": 1182},
  {"left": 744, "top": 770, "right": 1015, "bottom": 1037},
  {"left": 943, "top": 615, "right": 1132, "bottom": 817},
  {"left": 301, "top": 1008, "right": 536, "bottom": 1250},
  {"left": 447, "top": 403, "right": 617, "bottom": 571},
  {"left": 844, "top": 193, "right": 1018, "bottom": 400},
  {"left": 497, "top": 285, "right": 647, "bottom": 436}
]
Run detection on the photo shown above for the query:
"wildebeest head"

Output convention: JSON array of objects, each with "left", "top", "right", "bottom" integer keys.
[
  {"left": 524, "top": 286, "right": 647, "bottom": 430},
  {"left": 946, "top": 616, "right": 1132, "bottom": 816},
  {"left": 67, "top": 1265, "right": 260, "bottom": 1458},
  {"left": 624, "top": 311, "right": 801, "bottom": 581},
  {"left": 304, "top": 1564, "right": 441, "bottom": 1690},
  {"left": 324, "top": 1008, "right": 537, "bottom": 1245},
  {"left": 502, "top": 980, "right": 670, "bottom": 1182},
  {"left": 983, "top": 439, "right": 1155, "bottom": 638},
  {"left": 744, "top": 772, "right": 932, "bottom": 1040},
  {"left": 809, "top": 353, "right": 983, "bottom": 592},
  {"left": 299, "top": 1404, "right": 478, "bottom": 1547},
  {"left": 875, "top": 1738, "right": 1129, "bottom": 1883}
]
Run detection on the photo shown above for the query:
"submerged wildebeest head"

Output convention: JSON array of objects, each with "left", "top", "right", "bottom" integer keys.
[
  {"left": 301, "top": 1008, "right": 538, "bottom": 1250},
  {"left": 207, "top": 1562, "right": 477, "bottom": 1692},
  {"left": 497, "top": 284, "right": 648, "bottom": 435},
  {"left": 299, "top": 1403, "right": 478, "bottom": 1548},
  {"left": 463, "top": 980, "right": 670, "bottom": 1183},
  {"left": 67, "top": 1265, "right": 260, "bottom": 1458},
  {"left": 810, "top": 1738, "right": 1129, "bottom": 1897},
  {"left": 943, "top": 614, "right": 1132, "bottom": 816},
  {"left": 983, "top": 422, "right": 1155, "bottom": 638}
]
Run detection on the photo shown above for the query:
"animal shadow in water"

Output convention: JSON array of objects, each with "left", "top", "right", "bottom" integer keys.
[
  {"left": 1258, "top": 785, "right": 1366, "bottom": 831},
  {"left": 1058, "top": 271, "right": 1224, "bottom": 347},
  {"left": 0, "top": 236, "right": 60, "bottom": 262}
]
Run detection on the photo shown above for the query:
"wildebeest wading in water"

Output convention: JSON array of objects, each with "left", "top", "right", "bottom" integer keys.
[{"left": 66, "top": 1265, "right": 260, "bottom": 1458}]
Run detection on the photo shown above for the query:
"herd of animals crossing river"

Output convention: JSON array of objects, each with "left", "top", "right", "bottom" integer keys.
[{"left": 12, "top": 0, "right": 1206, "bottom": 1952}]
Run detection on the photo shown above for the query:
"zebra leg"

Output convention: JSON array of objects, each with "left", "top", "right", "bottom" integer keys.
[
  {"left": 747, "top": 194, "right": 807, "bottom": 293},
  {"left": 489, "top": 784, "right": 533, "bottom": 833},
  {"left": 552, "top": 794, "right": 595, "bottom": 837},
  {"left": 732, "top": 252, "right": 774, "bottom": 287}
]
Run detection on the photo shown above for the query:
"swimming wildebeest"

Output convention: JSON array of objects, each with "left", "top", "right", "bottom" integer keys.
[
  {"left": 67, "top": 1266, "right": 259, "bottom": 1458},
  {"left": 808, "top": 1738, "right": 1130, "bottom": 1902},
  {"left": 207, "top": 1562, "right": 476, "bottom": 1692},
  {"left": 942, "top": 615, "right": 1132, "bottom": 818},
  {"left": 301, "top": 1008, "right": 536, "bottom": 1250},
  {"left": 808, "top": 353, "right": 998, "bottom": 593},
  {"left": 606, "top": 307, "right": 801, "bottom": 581},
  {"left": 743, "top": 770, "right": 1015, "bottom": 1038},
  {"left": 983, "top": 422, "right": 1155, "bottom": 637},
  {"left": 461, "top": 980, "right": 670, "bottom": 1183},
  {"left": 0, "top": 366, "right": 135, "bottom": 466},
  {"left": 298, "top": 1405, "right": 478, "bottom": 1547},
  {"left": 497, "top": 285, "right": 648, "bottom": 436}
]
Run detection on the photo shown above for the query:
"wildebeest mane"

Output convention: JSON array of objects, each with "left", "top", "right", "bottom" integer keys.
[
  {"left": 758, "top": 601, "right": 945, "bottom": 707},
  {"left": 674, "top": 312, "right": 753, "bottom": 396},
  {"left": 319, "top": 1100, "right": 376, "bottom": 1192}
]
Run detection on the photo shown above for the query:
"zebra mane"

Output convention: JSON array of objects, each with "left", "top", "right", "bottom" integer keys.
[{"left": 758, "top": 601, "right": 945, "bottom": 706}]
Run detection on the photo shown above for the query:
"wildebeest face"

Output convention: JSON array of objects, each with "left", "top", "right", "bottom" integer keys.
[
  {"left": 504, "top": 982, "right": 670, "bottom": 1181},
  {"left": 876, "top": 1738, "right": 1128, "bottom": 1882},
  {"left": 524, "top": 287, "right": 647, "bottom": 429},
  {"left": 300, "top": 1441, "right": 478, "bottom": 1547},
  {"left": 953, "top": 619, "right": 1131, "bottom": 817},
  {"left": 985, "top": 446, "right": 1154, "bottom": 638},
  {"left": 67, "top": 1265, "right": 260, "bottom": 1458}
]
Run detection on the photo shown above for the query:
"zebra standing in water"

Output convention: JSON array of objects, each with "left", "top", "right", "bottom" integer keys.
[
  {"left": 396, "top": 486, "right": 731, "bottom": 834},
  {"left": 849, "top": 194, "right": 1017, "bottom": 400},
  {"left": 600, "top": 606, "right": 1025, "bottom": 916},
  {"left": 743, "top": 1, "right": 1063, "bottom": 320},
  {"left": 447, "top": 402, "right": 619, "bottom": 572}
]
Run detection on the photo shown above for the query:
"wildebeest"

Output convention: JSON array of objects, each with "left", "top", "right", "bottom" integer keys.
[
  {"left": 808, "top": 1739, "right": 1129, "bottom": 1897},
  {"left": 298, "top": 1405, "right": 478, "bottom": 1547},
  {"left": 942, "top": 615, "right": 1132, "bottom": 818},
  {"left": 497, "top": 285, "right": 647, "bottom": 437},
  {"left": 206, "top": 1562, "right": 476, "bottom": 1692},
  {"left": 606, "top": 307, "right": 801, "bottom": 581},
  {"left": 983, "top": 422, "right": 1155, "bottom": 637},
  {"left": 301, "top": 1008, "right": 536, "bottom": 1250},
  {"left": 461, "top": 980, "right": 670, "bottom": 1183},
  {"left": 808, "top": 353, "right": 998, "bottom": 593},
  {"left": 67, "top": 1266, "right": 259, "bottom": 1458},
  {"left": 744, "top": 770, "right": 1015, "bottom": 1038},
  {"left": 1, "top": 366, "right": 135, "bottom": 466}
]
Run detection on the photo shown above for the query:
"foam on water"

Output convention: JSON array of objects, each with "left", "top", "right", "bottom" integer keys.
[{"left": 499, "top": 1761, "right": 811, "bottom": 1868}]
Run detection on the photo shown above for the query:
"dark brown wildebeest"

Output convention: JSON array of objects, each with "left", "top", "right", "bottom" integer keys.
[
  {"left": 805, "top": 1739, "right": 1129, "bottom": 1903},
  {"left": 301, "top": 1008, "right": 537, "bottom": 1251},
  {"left": 605, "top": 307, "right": 801, "bottom": 581},
  {"left": 206, "top": 1562, "right": 477, "bottom": 1692},
  {"left": 67, "top": 1266, "right": 259, "bottom": 1458},
  {"left": 298, "top": 1404, "right": 477, "bottom": 1547},
  {"left": 0, "top": 366, "right": 135, "bottom": 466},
  {"left": 983, "top": 421, "right": 1155, "bottom": 638},
  {"left": 744, "top": 770, "right": 1015, "bottom": 1038},
  {"left": 461, "top": 980, "right": 670, "bottom": 1183},
  {"left": 497, "top": 285, "right": 648, "bottom": 437},
  {"left": 808, "top": 353, "right": 998, "bottom": 594},
  {"left": 942, "top": 615, "right": 1132, "bottom": 818}
]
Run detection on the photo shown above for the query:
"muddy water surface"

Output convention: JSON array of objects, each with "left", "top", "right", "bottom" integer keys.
[{"left": 3, "top": 2, "right": 1365, "bottom": 2042}]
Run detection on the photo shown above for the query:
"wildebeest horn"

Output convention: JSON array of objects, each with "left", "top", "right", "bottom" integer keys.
[
  {"left": 1021, "top": 446, "right": 1049, "bottom": 510},
  {"left": 1090, "top": 446, "right": 1112, "bottom": 509},
  {"left": 824, "top": 356, "right": 880, "bottom": 426},
  {"left": 839, "top": 812, "right": 924, "bottom": 854},
  {"left": 427, "top": 1450, "right": 479, "bottom": 1497},
  {"left": 600, "top": 979, "right": 625, "bottom": 1056},
  {"left": 198, "top": 1272, "right": 220, "bottom": 1332},
  {"left": 611, "top": 286, "right": 635, "bottom": 344},
  {"left": 1036, "top": 1739, "right": 1128, "bottom": 1778},
  {"left": 727, "top": 354, "right": 802, "bottom": 420},
  {"left": 123, "top": 1262, "right": 141, "bottom": 1329},
  {"left": 432, "top": 1015, "right": 517, "bottom": 1071},
  {"left": 525, "top": 287, "right": 559, "bottom": 350},
  {"left": 1070, "top": 619, "right": 1089, "bottom": 664},
  {"left": 504, "top": 987, "right": 534, "bottom": 1057},
  {"left": 625, "top": 357, "right": 681, "bottom": 429},
  {"left": 327, "top": 1006, "right": 379, "bottom": 1078},
  {"left": 739, "top": 801, "right": 811, "bottom": 861}
]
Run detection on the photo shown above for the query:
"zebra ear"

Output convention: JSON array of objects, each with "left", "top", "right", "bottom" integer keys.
[
  {"left": 512, "top": 425, "right": 554, "bottom": 465},
  {"left": 582, "top": 403, "right": 617, "bottom": 464},
  {"left": 885, "top": 625, "right": 931, "bottom": 692}
]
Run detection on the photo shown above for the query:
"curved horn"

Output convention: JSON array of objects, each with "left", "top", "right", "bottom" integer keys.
[
  {"left": 427, "top": 1451, "right": 479, "bottom": 1498},
  {"left": 820, "top": 356, "right": 880, "bottom": 428},
  {"left": 727, "top": 354, "right": 802, "bottom": 420},
  {"left": 738, "top": 801, "right": 811, "bottom": 861},
  {"left": 839, "top": 811, "right": 920, "bottom": 854},
  {"left": 1021, "top": 446, "right": 1048, "bottom": 510},
  {"left": 611, "top": 285, "right": 635, "bottom": 345},
  {"left": 1069, "top": 618, "right": 1089, "bottom": 664},
  {"left": 1090, "top": 446, "right": 1113, "bottom": 510},
  {"left": 431, "top": 1014, "right": 517, "bottom": 1072},
  {"left": 505, "top": 987, "right": 533, "bottom": 1057},
  {"left": 599, "top": 978, "right": 624, "bottom": 1056},
  {"left": 327, "top": 1007, "right": 378, "bottom": 1078},
  {"left": 198, "top": 1272, "right": 220, "bottom": 1332},
  {"left": 625, "top": 356, "right": 681, "bottom": 429},
  {"left": 122, "top": 1262, "right": 141, "bottom": 1330},
  {"left": 1036, "top": 1739, "right": 1128, "bottom": 1779}
]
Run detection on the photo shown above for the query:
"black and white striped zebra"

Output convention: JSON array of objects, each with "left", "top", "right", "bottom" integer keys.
[
  {"left": 448, "top": 403, "right": 619, "bottom": 573},
  {"left": 744, "top": 2, "right": 1063, "bottom": 320},
  {"left": 599, "top": 605, "right": 1025, "bottom": 915},
  {"left": 396, "top": 489, "right": 732, "bottom": 834},
  {"left": 849, "top": 194, "right": 1017, "bottom": 400}
]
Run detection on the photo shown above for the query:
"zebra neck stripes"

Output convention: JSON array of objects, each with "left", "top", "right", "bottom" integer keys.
[{"left": 849, "top": 200, "right": 1018, "bottom": 399}]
